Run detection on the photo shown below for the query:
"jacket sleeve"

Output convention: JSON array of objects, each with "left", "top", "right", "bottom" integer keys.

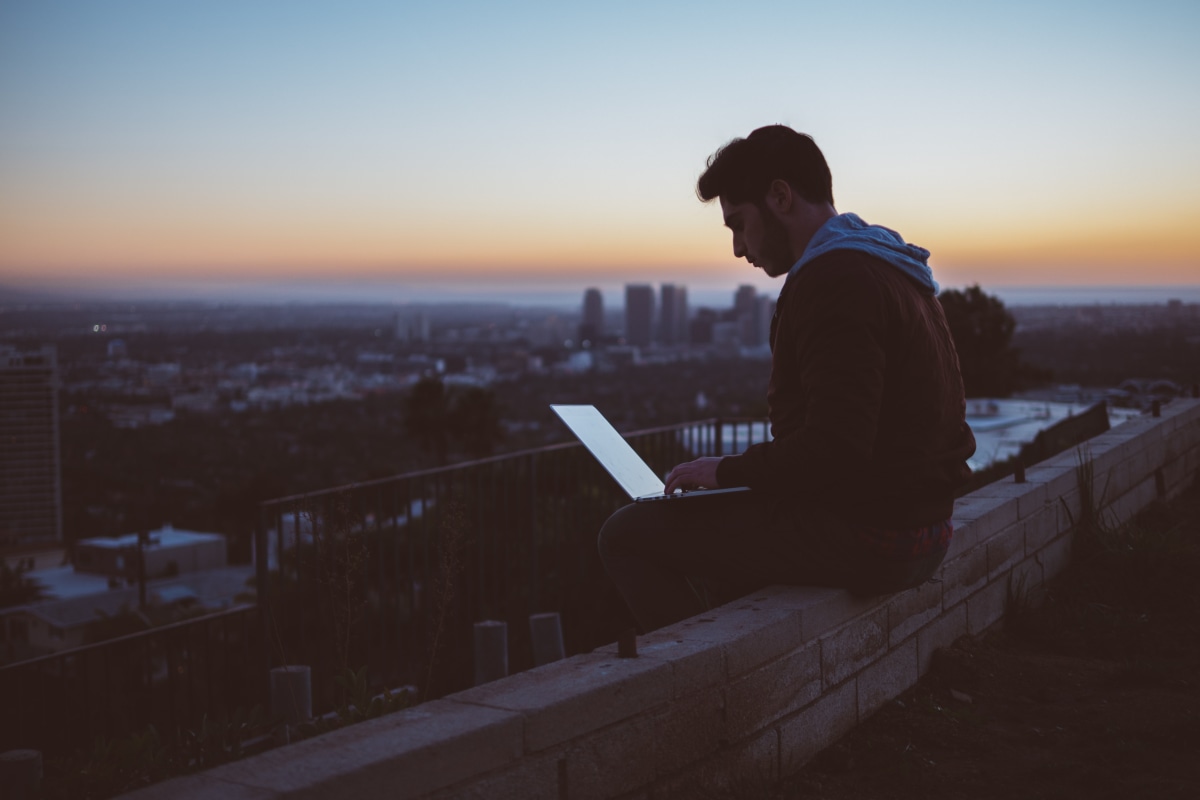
[{"left": 716, "top": 258, "right": 889, "bottom": 498}]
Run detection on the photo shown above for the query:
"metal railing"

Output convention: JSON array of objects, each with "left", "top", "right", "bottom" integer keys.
[
  {"left": 253, "top": 417, "right": 770, "bottom": 713},
  {"left": 0, "top": 605, "right": 262, "bottom": 754},
  {"left": 0, "top": 416, "right": 769, "bottom": 753}
]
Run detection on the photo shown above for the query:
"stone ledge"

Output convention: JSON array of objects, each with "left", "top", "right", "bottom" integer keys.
[
  {"left": 120, "top": 399, "right": 1199, "bottom": 800},
  {"left": 449, "top": 650, "right": 672, "bottom": 753}
]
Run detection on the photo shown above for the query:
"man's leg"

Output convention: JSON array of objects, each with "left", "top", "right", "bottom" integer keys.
[{"left": 598, "top": 492, "right": 793, "bottom": 632}]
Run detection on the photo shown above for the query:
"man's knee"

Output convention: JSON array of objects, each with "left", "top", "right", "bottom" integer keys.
[{"left": 597, "top": 503, "right": 644, "bottom": 559}]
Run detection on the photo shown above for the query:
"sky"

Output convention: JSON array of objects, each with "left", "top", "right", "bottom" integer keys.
[{"left": 1, "top": 0, "right": 1198, "bottom": 304}]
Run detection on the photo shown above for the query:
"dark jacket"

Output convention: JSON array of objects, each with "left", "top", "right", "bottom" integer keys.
[{"left": 716, "top": 249, "right": 976, "bottom": 528}]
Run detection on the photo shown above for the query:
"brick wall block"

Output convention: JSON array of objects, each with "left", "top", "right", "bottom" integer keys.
[
  {"left": 427, "top": 752, "right": 561, "bottom": 800},
  {"left": 916, "top": 604, "right": 968, "bottom": 675},
  {"left": 777, "top": 679, "right": 858, "bottom": 778},
  {"left": 596, "top": 631, "right": 725, "bottom": 699},
  {"left": 656, "top": 727, "right": 779, "bottom": 799},
  {"left": 1036, "top": 447, "right": 1084, "bottom": 470},
  {"left": 652, "top": 687, "right": 727, "bottom": 778},
  {"left": 742, "top": 585, "right": 880, "bottom": 644},
  {"left": 1056, "top": 486, "right": 1082, "bottom": 533},
  {"left": 1108, "top": 451, "right": 1148, "bottom": 499},
  {"left": 1023, "top": 465, "right": 1077, "bottom": 500},
  {"left": 171, "top": 699, "right": 523, "bottom": 800},
  {"left": 1022, "top": 505, "right": 1060, "bottom": 554},
  {"left": 986, "top": 523, "right": 1024, "bottom": 581},
  {"left": 449, "top": 651, "right": 671, "bottom": 753},
  {"left": 888, "top": 579, "right": 942, "bottom": 646},
  {"left": 1160, "top": 450, "right": 1192, "bottom": 496},
  {"left": 857, "top": 638, "right": 919, "bottom": 720},
  {"left": 1105, "top": 476, "right": 1158, "bottom": 528},
  {"left": 726, "top": 643, "right": 821, "bottom": 740},
  {"left": 564, "top": 712, "right": 658, "bottom": 800},
  {"left": 941, "top": 545, "right": 989, "bottom": 608},
  {"left": 657, "top": 603, "right": 805, "bottom": 679},
  {"left": 820, "top": 607, "right": 888, "bottom": 688},
  {"left": 965, "top": 480, "right": 1047, "bottom": 521},
  {"left": 950, "top": 492, "right": 1004, "bottom": 524},
  {"left": 1036, "top": 532, "right": 1074, "bottom": 582},
  {"left": 953, "top": 493, "right": 1019, "bottom": 548},
  {"left": 945, "top": 518, "right": 979, "bottom": 561},
  {"left": 117, "top": 774, "right": 274, "bottom": 800},
  {"left": 966, "top": 578, "right": 1009, "bottom": 636},
  {"left": 1011, "top": 555, "right": 1045, "bottom": 598}
]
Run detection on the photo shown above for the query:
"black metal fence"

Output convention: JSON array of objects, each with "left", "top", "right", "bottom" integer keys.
[
  {"left": 0, "top": 605, "right": 262, "bottom": 754},
  {"left": 0, "top": 417, "right": 769, "bottom": 753},
  {"left": 253, "top": 417, "right": 770, "bottom": 712}
]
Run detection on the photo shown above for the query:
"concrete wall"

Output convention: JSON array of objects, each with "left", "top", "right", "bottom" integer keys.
[{"left": 122, "top": 399, "right": 1200, "bottom": 800}]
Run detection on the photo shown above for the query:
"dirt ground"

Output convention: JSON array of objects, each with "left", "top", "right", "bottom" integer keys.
[{"left": 766, "top": 480, "right": 1200, "bottom": 800}]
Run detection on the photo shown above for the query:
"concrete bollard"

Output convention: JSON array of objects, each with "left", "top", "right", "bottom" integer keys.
[
  {"left": 529, "top": 612, "right": 566, "bottom": 666},
  {"left": 270, "top": 665, "right": 313, "bottom": 726},
  {"left": 474, "top": 620, "right": 509, "bottom": 685},
  {"left": 0, "top": 749, "right": 42, "bottom": 800}
]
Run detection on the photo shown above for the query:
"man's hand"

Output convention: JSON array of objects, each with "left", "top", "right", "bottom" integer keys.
[{"left": 664, "top": 456, "right": 723, "bottom": 495}]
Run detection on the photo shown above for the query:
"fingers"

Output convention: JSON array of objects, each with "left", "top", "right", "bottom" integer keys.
[{"left": 664, "top": 457, "right": 720, "bottom": 495}]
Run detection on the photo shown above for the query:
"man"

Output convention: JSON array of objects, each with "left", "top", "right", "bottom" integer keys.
[{"left": 598, "top": 125, "right": 976, "bottom": 632}]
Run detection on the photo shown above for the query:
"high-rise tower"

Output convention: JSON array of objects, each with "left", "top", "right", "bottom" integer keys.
[
  {"left": 579, "top": 287, "right": 604, "bottom": 343},
  {"left": 624, "top": 285, "right": 654, "bottom": 348},
  {"left": 659, "top": 284, "right": 688, "bottom": 345},
  {"left": 0, "top": 345, "right": 62, "bottom": 546}
]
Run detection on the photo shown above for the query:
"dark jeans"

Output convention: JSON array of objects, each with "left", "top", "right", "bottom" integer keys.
[{"left": 597, "top": 491, "right": 947, "bottom": 633}]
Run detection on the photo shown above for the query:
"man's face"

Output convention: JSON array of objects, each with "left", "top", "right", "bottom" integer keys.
[{"left": 719, "top": 197, "right": 794, "bottom": 278}]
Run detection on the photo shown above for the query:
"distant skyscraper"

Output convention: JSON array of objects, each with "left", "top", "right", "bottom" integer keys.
[
  {"left": 734, "top": 285, "right": 765, "bottom": 347},
  {"left": 579, "top": 287, "right": 604, "bottom": 343},
  {"left": 624, "top": 285, "right": 655, "bottom": 348},
  {"left": 395, "top": 308, "right": 431, "bottom": 343},
  {"left": 659, "top": 284, "right": 688, "bottom": 345},
  {"left": 0, "top": 345, "right": 62, "bottom": 546}
]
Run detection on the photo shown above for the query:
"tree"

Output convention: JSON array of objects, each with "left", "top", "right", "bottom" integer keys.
[
  {"left": 939, "top": 285, "right": 1025, "bottom": 397},
  {"left": 404, "top": 377, "right": 449, "bottom": 462},
  {"left": 0, "top": 559, "right": 43, "bottom": 609},
  {"left": 448, "top": 387, "right": 503, "bottom": 458}
]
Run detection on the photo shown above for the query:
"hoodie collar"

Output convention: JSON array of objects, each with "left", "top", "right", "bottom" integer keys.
[{"left": 785, "top": 213, "right": 939, "bottom": 294}]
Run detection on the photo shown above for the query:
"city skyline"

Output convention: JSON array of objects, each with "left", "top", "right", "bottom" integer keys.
[{"left": 2, "top": 1, "right": 1198, "bottom": 298}]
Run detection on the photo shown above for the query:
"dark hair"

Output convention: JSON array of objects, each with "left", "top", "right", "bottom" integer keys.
[{"left": 696, "top": 125, "right": 833, "bottom": 206}]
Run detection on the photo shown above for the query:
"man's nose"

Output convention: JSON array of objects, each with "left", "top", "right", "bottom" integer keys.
[{"left": 732, "top": 233, "right": 745, "bottom": 260}]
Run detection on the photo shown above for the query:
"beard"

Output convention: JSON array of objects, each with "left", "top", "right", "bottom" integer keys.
[{"left": 756, "top": 202, "right": 796, "bottom": 278}]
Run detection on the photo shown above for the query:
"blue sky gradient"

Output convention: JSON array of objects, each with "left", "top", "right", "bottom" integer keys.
[{"left": 1, "top": 1, "right": 1197, "bottom": 300}]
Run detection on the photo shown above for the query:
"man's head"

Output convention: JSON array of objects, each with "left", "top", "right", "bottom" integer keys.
[{"left": 697, "top": 125, "right": 836, "bottom": 277}]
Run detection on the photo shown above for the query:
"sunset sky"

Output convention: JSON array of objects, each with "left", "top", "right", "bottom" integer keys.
[{"left": 1, "top": 0, "right": 1197, "bottom": 303}]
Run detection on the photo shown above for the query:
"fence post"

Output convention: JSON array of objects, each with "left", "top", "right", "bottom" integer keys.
[
  {"left": 474, "top": 620, "right": 508, "bottom": 685},
  {"left": 714, "top": 418, "right": 724, "bottom": 457},
  {"left": 256, "top": 504, "right": 274, "bottom": 705},
  {"left": 0, "top": 750, "right": 42, "bottom": 800},
  {"left": 529, "top": 612, "right": 565, "bottom": 666},
  {"left": 270, "top": 665, "right": 312, "bottom": 746}
]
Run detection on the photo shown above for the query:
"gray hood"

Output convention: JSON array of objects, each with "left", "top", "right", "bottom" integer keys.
[{"left": 787, "top": 213, "right": 938, "bottom": 294}]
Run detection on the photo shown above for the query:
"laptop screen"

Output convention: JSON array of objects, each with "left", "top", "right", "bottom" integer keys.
[{"left": 550, "top": 405, "right": 665, "bottom": 499}]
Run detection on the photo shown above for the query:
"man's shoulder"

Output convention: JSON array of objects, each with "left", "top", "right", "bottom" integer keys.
[{"left": 786, "top": 249, "right": 893, "bottom": 303}]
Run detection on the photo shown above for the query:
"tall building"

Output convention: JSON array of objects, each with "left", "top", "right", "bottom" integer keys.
[
  {"left": 734, "top": 285, "right": 765, "bottom": 347},
  {"left": 0, "top": 345, "right": 62, "bottom": 546},
  {"left": 624, "top": 285, "right": 655, "bottom": 348},
  {"left": 395, "top": 308, "right": 431, "bottom": 343},
  {"left": 579, "top": 287, "right": 604, "bottom": 343},
  {"left": 659, "top": 284, "right": 689, "bottom": 345}
]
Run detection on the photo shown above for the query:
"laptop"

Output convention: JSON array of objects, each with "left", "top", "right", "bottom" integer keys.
[{"left": 550, "top": 404, "right": 750, "bottom": 502}]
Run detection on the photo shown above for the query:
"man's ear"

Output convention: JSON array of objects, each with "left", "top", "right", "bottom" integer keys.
[{"left": 764, "top": 179, "right": 793, "bottom": 214}]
